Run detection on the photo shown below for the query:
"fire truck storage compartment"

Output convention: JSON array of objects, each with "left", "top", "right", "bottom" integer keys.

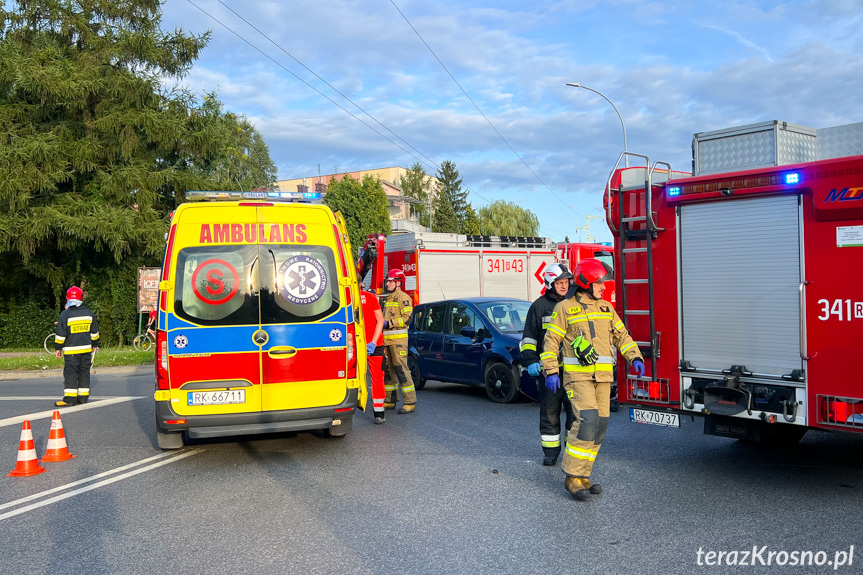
[
  {"left": 679, "top": 194, "right": 803, "bottom": 378},
  {"left": 418, "top": 252, "right": 481, "bottom": 302}
]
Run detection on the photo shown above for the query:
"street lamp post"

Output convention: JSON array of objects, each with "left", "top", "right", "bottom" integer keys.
[{"left": 566, "top": 83, "right": 629, "bottom": 167}]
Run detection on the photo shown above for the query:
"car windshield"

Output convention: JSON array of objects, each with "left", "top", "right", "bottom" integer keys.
[{"left": 475, "top": 300, "right": 531, "bottom": 334}]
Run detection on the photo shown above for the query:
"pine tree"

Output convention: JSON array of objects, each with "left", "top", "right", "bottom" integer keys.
[
  {"left": 432, "top": 188, "right": 459, "bottom": 233},
  {"left": 436, "top": 160, "right": 470, "bottom": 232},
  {"left": 0, "top": 0, "right": 277, "bottom": 344}
]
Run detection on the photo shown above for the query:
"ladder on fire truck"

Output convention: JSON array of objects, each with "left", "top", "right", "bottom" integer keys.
[{"left": 605, "top": 152, "right": 672, "bottom": 400}]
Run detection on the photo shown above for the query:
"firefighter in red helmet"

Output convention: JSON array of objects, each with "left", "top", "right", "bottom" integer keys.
[
  {"left": 541, "top": 258, "right": 644, "bottom": 500},
  {"left": 54, "top": 286, "right": 100, "bottom": 407},
  {"left": 382, "top": 268, "right": 417, "bottom": 413}
]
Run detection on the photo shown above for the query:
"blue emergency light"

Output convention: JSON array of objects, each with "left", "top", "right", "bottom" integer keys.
[
  {"left": 785, "top": 172, "right": 800, "bottom": 184},
  {"left": 668, "top": 186, "right": 681, "bottom": 196}
]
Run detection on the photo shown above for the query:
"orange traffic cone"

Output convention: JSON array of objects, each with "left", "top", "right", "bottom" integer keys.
[
  {"left": 7, "top": 420, "right": 46, "bottom": 477},
  {"left": 42, "top": 410, "right": 76, "bottom": 462}
]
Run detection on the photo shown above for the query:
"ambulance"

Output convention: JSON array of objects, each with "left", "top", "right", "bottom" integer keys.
[{"left": 154, "top": 191, "right": 367, "bottom": 449}]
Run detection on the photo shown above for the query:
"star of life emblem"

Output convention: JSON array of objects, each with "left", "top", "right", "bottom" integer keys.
[
  {"left": 278, "top": 255, "right": 328, "bottom": 305},
  {"left": 329, "top": 329, "right": 342, "bottom": 342}
]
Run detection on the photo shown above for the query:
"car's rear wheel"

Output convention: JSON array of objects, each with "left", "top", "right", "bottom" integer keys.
[
  {"left": 484, "top": 362, "right": 520, "bottom": 404},
  {"left": 408, "top": 356, "right": 426, "bottom": 391}
]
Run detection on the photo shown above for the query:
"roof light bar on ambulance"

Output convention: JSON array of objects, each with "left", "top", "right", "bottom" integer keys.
[{"left": 185, "top": 190, "right": 322, "bottom": 202}]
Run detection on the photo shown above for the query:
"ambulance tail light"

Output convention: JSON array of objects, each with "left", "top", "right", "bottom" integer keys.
[
  {"left": 817, "top": 395, "right": 863, "bottom": 429},
  {"left": 346, "top": 323, "right": 357, "bottom": 379},
  {"left": 156, "top": 330, "right": 169, "bottom": 390}
]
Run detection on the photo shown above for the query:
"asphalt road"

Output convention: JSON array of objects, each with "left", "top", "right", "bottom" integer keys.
[{"left": 1, "top": 371, "right": 862, "bottom": 575}]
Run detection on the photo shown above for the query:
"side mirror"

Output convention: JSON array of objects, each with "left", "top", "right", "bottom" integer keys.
[{"left": 460, "top": 326, "right": 476, "bottom": 339}]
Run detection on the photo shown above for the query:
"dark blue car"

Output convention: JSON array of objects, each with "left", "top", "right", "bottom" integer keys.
[{"left": 407, "top": 297, "right": 540, "bottom": 403}]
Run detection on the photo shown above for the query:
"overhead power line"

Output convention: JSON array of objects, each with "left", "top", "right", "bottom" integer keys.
[
  {"left": 185, "top": 0, "right": 494, "bottom": 207},
  {"left": 389, "top": 0, "right": 585, "bottom": 219}
]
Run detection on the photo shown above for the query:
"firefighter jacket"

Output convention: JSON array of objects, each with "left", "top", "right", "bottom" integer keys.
[
  {"left": 540, "top": 291, "right": 642, "bottom": 382},
  {"left": 55, "top": 304, "right": 100, "bottom": 355},
  {"left": 382, "top": 287, "right": 413, "bottom": 346},
  {"left": 519, "top": 290, "right": 567, "bottom": 366}
]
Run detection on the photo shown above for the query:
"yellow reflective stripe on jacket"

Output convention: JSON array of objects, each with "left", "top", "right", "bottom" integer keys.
[
  {"left": 541, "top": 434, "right": 560, "bottom": 448},
  {"left": 63, "top": 345, "right": 93, "bottom": 355},
  {"left": 620, "top": 342, "right": 637, "bottom": 354},
  {"left": 540, "top": 351, "right": 556, "bottom": 360},
  {"left": 55, "top": 335, "right": 66, "bottom": 343},
  {"left": 520, "top": 337, "right": 537, "bottom": 351},
  {"left": 614, "top": 320, "right": 624, "bottom": 331},
  {"left": 567, "top": 316, "right": 588, "bottom": 324},
  {"left": 385, "top": 302, "right": 399, "bottom": 307},
  {"left": 403, "top": 307, "right": 413, "bottom": 313},
  {"left": 547, "top": 324, "right": 566, "bottom": 337},
  {"left": 587, "top": 312, "right": 613, "bottom": 320},
  {"left": 563, "top": 363, "right": 614, "bottom": 373}
]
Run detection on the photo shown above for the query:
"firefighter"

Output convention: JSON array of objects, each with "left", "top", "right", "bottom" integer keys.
[
  {"left": 54, "top": 286, "right": 101, "bottom": 407},
  {"left": 520, "top": 263, "right": 576, "bottom": 466},
  {"left": 382, "top": 269, "right": 417, "bottom": 414},
  {"left": 541, "top": 258, "right": 644, "bottom": 500},
  {"left": 359, "top": 277, "right": 387, "bottom": 424}
]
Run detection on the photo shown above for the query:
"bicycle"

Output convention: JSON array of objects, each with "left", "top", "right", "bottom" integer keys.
[
  {"left": 43, "top": 322, "right": 58, "bottom": 355},
  {"left": 133, "top": 330, "right": 155, "bottom": 352}
]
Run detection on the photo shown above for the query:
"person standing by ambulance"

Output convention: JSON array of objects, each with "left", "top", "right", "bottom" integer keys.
[
  {"left": 54, "top": 286, "right": 100, "bottom": 407},
  {"left": 521, "top": 263, "right": 576, "bottom": 466},
  {"left": 381, "top": 269, "right": 417, "bottom": 414},
  {"left": 360, "top": 279, "right": 387, "bottom": 424},
  {"left": 541, "top": 258, "right": 644, "bottom": 500}
]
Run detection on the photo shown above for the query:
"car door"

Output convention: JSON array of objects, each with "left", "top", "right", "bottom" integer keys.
[
  {"left": 414, "top": 302, "right": 448, "bottom": 381},
  {"left": 442, "top": 302, "right": 485, "bottom": 384}
]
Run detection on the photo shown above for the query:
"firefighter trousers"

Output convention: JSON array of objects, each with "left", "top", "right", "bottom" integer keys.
[
  {"left": 561, "top": 375, "right": 611, "bottom": 478},
  {"left": 367, "top": 353, "right": 386, "bottom": 414},
  {"left": 383, "top": 341, "right": 416, "bottom": 405},
  {"left": 538, "top": 372, "right": 575, "bottom": 460},
  {"left": 62, "top": 352, "right": 92, "bottom": 404}
]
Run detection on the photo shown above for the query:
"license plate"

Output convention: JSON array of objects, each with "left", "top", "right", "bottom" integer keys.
[
  {"left": 188, "top": 390, "right": 246, "bottom": 406},
  {"left": 630, "top": 408, "right": 680, "bottom": 428}
]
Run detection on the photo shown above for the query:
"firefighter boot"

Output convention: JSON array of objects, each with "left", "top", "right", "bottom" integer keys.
[
  {"left": 398, "top": 404, "right": 416, "bottom": 414},
  {"left": 542, "top": 456, "right": 557, "bottom": 466},
  {"left": 383, "top": 402, "right": 396, "bottom": 410},
  {"left": 584, "top": 479, "right": 602, "bottom": 495},
  {"left": 565, "top": 477, "right": 591, "bottom": 501},
  {"left": 374, "top": 414, "right": 385, "bottom": 425}
]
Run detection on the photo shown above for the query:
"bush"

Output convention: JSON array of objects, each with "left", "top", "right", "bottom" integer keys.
[{"left": 0, "top": 300, "right": 58, "bottom": 348}]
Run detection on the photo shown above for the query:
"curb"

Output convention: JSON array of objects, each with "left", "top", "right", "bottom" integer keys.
[{"left": 0, "top": 364, "right": 153, "bottom": 381}]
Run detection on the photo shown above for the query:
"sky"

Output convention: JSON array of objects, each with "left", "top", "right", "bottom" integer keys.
[{"left": 159, "top": 0, "right": 863, "bottom": 244}]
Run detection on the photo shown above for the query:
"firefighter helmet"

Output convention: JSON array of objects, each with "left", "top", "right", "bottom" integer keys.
[
  {"left": 386, "top": 269, "right": 406, "bottom": 284},
  {"left": 542, "top": 263, "right": 573, "bottom": 290},
  {"left": 573, "top": 258, "right": 611, "bottom": 289},
  {"left": 66, "top": 286, "right": 83, "bottom": 300}
]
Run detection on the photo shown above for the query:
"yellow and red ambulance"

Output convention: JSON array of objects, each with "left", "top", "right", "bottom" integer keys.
[{"left": 153, "top": 191, "right": 367, "bottom": 449}]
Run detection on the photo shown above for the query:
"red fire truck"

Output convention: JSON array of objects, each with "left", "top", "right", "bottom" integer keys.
[
  {"left": 607, "top": 120, "right": 863, "bottom": 442},
  {"left": 556, "top": 241, "right": 616, "bottom": 303},
  {"left": 357, "top": 232, "right": 557, "bottom": 305}
]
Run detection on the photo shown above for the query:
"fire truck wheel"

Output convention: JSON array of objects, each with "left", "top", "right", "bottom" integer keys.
[
  {"left": 484, "top": 362, "right": 520, "bottom": 404},
  {"left": 408, "top": 357, "right": 426, "bottom": 391}
]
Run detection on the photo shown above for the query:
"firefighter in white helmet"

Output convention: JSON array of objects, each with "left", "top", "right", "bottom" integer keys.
[
  {"left": 541, "top": 258, "right": 644, "bottom": 500},
  {"left": 520, "top": 263, "right": 575, "bottom": 466},
  {"left": 382, "top": 269, "right": 417, "bottom": 413}
]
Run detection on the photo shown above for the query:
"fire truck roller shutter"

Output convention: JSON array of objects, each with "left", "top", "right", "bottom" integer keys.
[
  {"left": 679, "top": 194, "right": 803, "bottom": 377},
  {"left": 418, "top": 252, "right": 481, "bottom": 304}
]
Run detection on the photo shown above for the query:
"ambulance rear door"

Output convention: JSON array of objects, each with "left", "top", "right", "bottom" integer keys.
[
  {"left": 256, "top": 205, "right": 356, "bottom": 411},
  {"left": 168, "top": 205, "right": 264, "bottom": 416}
]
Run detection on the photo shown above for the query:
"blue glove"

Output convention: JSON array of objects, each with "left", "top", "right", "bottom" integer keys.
[
  {"left": 632, "top": 359, "right": 645, "bottom": 377},
  {"left": 383, "top": 320, "right": 390, "bottom": 329},
  {"left": 545, "top": 373, "right": 560, "bottom": 393},
  {"left": 366, "top": 342, "right": 376, "bottom": 355},
  {"left": 527, "top": 362, "right": 542, "bottom": 377}
]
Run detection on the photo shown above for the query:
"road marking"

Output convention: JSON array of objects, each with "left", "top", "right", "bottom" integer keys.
[
  {"left": 0, "top": 396, "right": 144, "bottom": 428},
  {"left": 0, "top": 449, "right": 201, "bottom": 521}
]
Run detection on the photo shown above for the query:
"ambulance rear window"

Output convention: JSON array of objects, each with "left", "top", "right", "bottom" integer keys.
[
  {"left": 260, "top": 244, "right": 341, "bottom": 323},
  {"left": 173, "top": 245, "right": 259, "bottom": 326}
]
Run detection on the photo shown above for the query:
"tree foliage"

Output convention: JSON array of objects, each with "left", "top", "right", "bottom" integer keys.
[
  {"left": 396, "top": 161, "right": 433, "bottom": 227},
  {"left": 479, "top": 200, "right": 540, "bottom": 236},
  {"left": 323, "top": 175, "right": 391, "bottom": 253},
  {"left": 0, "top": 0, "right": 277, "bottom": 344}
]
